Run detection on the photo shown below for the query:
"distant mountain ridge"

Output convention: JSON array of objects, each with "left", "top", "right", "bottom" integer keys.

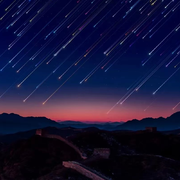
[
  {"left": 116, "top": 111, "right": 180, "bottom": 131},
  {"left": 0, "top": 113, "right": 123, "bottom": 134},
  {"left": 58, "top": 120, "right": 124, "bottom": 130},
  {"left": 0, "top": 113, "right": 62, "bottom": 134},
  {"left": 1, "top": 111, "right": 180, "bottom": 134}
]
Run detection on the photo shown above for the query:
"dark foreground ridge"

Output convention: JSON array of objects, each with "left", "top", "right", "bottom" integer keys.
[
  {"left": 1, "top": 126, "right": 180, "bottom": 179},
  {"left": 0, "top": 135, "right": 82, "bottom": 180}
]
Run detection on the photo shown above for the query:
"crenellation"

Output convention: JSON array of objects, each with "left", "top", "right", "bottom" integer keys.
[
  {"left": 35, "top": 129, "right": 87, "bottom": 159},
  {"left": 62, "top": 161, "right": 111, "bottom": 180}
]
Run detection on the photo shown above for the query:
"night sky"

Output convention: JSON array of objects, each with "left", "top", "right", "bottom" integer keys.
[{"left": 0, "top": 0, "right": 180, "bottom": 122}]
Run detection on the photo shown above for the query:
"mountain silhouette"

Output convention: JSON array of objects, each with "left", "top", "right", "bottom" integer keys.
[
  {"left": 0, "top": 113, "right": 123, "bottom": 134},
  {"left": 1, "top": 111, "right": 180, "bottom": 134},
  {"left": 58, "top": 120, "right": 124, "bottom": 130},
  {"left": 116, "top": 111, "right": 180, "bottom": 131},
  {"left": 0, "top": 113, "right": 62, "bottom": 134}
]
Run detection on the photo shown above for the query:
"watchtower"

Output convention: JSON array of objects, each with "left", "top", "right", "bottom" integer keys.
[{"left": 36, "top": 129, "right": 47, "bottom": 137}]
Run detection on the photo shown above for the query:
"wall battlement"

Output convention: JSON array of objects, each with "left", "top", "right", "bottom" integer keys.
[
  {"left": 35, "top": 129, "right": 87, "bottom": 159},
  {"left": 62, "top": 161, "right": 111, "bottom": 180}
]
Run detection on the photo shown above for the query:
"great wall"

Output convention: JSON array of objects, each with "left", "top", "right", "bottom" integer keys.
[
  {"left": 36, "top": 129, "right": 87, "bottom": 159},
  {"left": 63, "top": 161, "right": 111, "bottom": 180},
  {"left": 36, "top": 129, "right": 111, "bottom": 180}
]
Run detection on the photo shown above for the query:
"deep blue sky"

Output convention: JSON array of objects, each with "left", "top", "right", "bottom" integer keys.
[{"left": 0, "top": 0, "right": 180, "bottom": 121}]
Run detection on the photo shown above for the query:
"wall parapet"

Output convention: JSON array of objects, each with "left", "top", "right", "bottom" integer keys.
[
  {"left": 62, "top": 161, "right": 111, "bottom": 180},
  {"left": 35, "top": 129, "right": 87, "bottom": 159}
]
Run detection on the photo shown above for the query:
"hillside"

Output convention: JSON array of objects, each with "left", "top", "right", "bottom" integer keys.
[
  {"left": 0, "top": 135, "right": 82, "bottom": 180},
  {"left": 111, "top": 131, "right": 180, "bottom": 161},
  {"left": 85, "top": 155, "right": 180, "bottom": 180},
  {"left": 68, "top": 129, "right": 135, "bottom": 157},
  {"left": 0, "top": 128, "right": 180, "bottom": 179},
  {"left": 0, "top": 127, "right": 100, "bottom": 145},
  {"left": 0, "top": 129, "right": 36, "bottom": 144},
  {"left": 69, "top": 129, "right": 180, "bottom": 161}
]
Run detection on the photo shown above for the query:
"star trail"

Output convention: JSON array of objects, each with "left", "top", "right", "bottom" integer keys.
[{"left": 0, "top": 0, "right": 180, "bottom": 121}]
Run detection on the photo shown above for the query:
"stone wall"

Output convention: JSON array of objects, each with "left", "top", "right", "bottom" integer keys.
[
  {"left": 62, "top": 161, "right": 111, "bottom": 180},
  {"left": 35, "top": 129, "right": 87, "bottom": 159},
  {"left": 46, "top": 134, "right": 87, "bottom": 159}
]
